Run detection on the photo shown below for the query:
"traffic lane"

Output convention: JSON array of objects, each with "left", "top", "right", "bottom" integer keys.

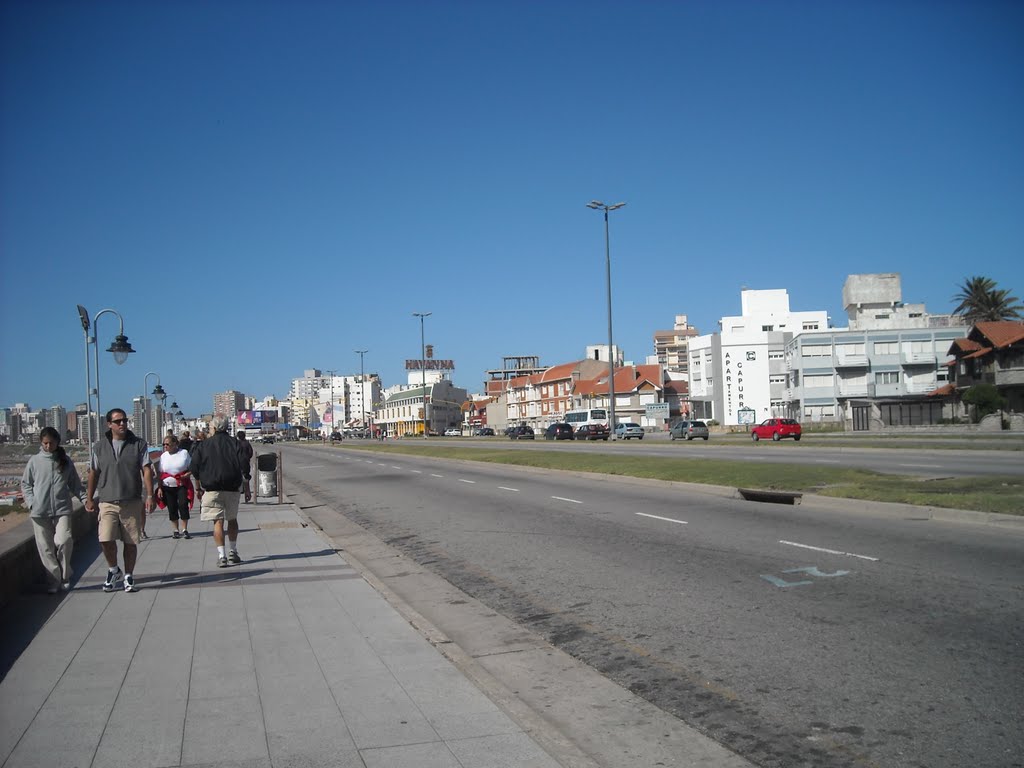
[
  {"left": 431, "top": 437, "right": 1024, "bottom": 478},
  {"left": 286, "top": 447, "right": 1024, "bottom": 768}
]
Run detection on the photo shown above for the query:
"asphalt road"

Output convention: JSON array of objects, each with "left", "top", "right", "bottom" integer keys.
[
  {"left": 411, "top": 434, "right": 1024, "bottom": 478},
  {"left": 279, "top": 443, "right": 1024, "bottom": 768}
]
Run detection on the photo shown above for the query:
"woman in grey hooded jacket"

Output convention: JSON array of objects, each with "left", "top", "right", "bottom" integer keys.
[{"left": 21, "top": 427, "right": 85, "bottom": 592}]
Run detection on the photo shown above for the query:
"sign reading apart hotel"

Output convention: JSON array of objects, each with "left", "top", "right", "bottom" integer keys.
[
  {"left": 723, "top": 346, "right": 770, "bottom": 425},
  {"left": 406, "top": 359, "right": 455, "bottom": 370}
]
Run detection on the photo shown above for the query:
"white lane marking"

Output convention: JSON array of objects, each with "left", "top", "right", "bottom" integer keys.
[
  {"left": 498, "top": 487, "right": 519, "bottom": 492},
  {"left": 458, "top": 479, "right": 476, "bottom": 484},
  {"left": 391, "top": 465, "right": 402, "bottom": 469},
  {"left": 552, "top": 496, "right": 582, "bottom": 504},
  {"left": 377, "top": 462, "right": 388, "bottom": 466},
  {"left": 779, "top": 540, "right": 879, "bottom": 562},
  {"left": 411, "top": 470, "right": 422, "bottom": 474},
  {"left": 431, "top": 473, "right": 444, "bottom": 478},
  {"left": 636, "top": 512, "right": 688, "bottom": 525},
  {"left": 813, "top": 459, "right": 841, "bottom": 464},
  {"left": 898, "top": 463, "right": 935, "bottom": 468},
  {"left": 294, "top": 465, "right": 325, "bottom": 469}
]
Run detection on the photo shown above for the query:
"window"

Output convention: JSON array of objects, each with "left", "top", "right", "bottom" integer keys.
[
  {"left": 875, "top": 371, "right": 900, "bottom": 385},
  {"left": 875, "top": 314, "right": 890, "bottom": 320},
  {"left": 769, "top": 374, "right": 786, "bottom": 384},
  {"left": 802, "top": 322, "right": 820, "bottom": 331},
  {"left": 837, "top": 343, "right": 865, "bottom": 355},
  {"left": 909, "top": 340, "right": 932, "bottom": 354},
  {"left": 768, "top": 350, "right": 785, "bottom": 359},
  {"left": 801, "top": 345, "right": 831, "bottom": 357},
  {"left": 874, "top": 341, "right": 898, "bottom": 355},
  {"left": 909, "top": 312, "right": 923, "bottom": 318},
  {"left": 762, "top": 325, "right": 774, "bottom": 332},
  {"left": 804, "top": 374, "right": 834, "bottom": 388}
]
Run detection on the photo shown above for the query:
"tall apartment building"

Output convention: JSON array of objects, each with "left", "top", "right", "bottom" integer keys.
[
  {"left": 213, "top": 390, "right": 247, "bottom": 418},
  {"left": 652, "top": 315, "right": 699, "bottom": 375},
  {"left": 688, "top": 289, "right": 829, "bottom": 425},
  {"left": 785, "top": 274, "right": 967, "bottom": 429},
  {"left": 45, "top": 405, "right": 67, "bottom": 432}
]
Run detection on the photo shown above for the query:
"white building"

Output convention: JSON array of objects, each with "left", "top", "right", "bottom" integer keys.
[{"left": 688, "top": 289, "right": 830, "bottom": 425}]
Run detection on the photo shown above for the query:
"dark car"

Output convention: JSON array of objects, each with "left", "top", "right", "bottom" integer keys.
[
  {"left": 329, "top": 431, "right": 343, "bottom": 442},
  {"left": 751, "top": 418, "right": 802, "bottom": 442},
  {"left": 259, "top": 435, "right": 276, "bottom": 444},
  {"left": 544, "top": 423, "right": 575, "bottom": 440},
  {"left": 508, "top": 425, "right": 535, "bottom": 440},
  {"left": 474, "top": 427, "right": 495, "bottom": 436},
  {"left": 575, "top": 423, "right": 610, "bottom": 441}
]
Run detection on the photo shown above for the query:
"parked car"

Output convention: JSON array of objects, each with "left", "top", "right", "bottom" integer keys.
[
  {"left": 508, "top": 425, "right": 535, "bottom": 440},
  {"left": 751, "top": 418, "right": 802, "bottom": 442},
  {"left": 259, "top": 435, "right": 276, "bottom": 444},
  {"left": 444, "top": 428, "right": 461, "bottom": 436},
  {"left": 613, "top": 422, "right": 644, "bottom": 440},
  {"left": 474, "top": 427, "right": 495, "bottom": 436},
  {"left": 544, "top": 423, "right": 575, "bottom": 440},
  {"left": 669, "top": 420, "right": 710, "bottom": 441},
  {"left": 575, "top": 423, "right": 610, "bottom": 441}
]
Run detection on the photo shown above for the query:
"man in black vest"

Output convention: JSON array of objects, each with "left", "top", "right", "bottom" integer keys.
[
  {"left": 85, "top": 408, "right": 154, "bottom": 593},
  {"left": 192, "top": 415, "right": 252, "bottom": 568}
]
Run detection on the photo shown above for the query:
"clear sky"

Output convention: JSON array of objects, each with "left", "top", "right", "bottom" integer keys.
[{"left": 2, "top": 0, "right": 1021, "bottom": 419}]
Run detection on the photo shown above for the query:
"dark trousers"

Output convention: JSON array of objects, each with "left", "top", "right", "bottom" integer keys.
[{"left": 162, "top": 485, "right": 190, "bottom": 522}]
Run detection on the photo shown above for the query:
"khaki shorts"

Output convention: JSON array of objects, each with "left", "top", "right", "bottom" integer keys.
[
  {"left": 98, "top": 499, "right": 143, "bottom": 545},
  {"left": 200, "top": 490, "right": 240, "bottom": 523}
]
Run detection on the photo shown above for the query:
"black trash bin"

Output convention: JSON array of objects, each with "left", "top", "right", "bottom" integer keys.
[{"left": 256, "top": 453, "right": 278, "bottom": 497}]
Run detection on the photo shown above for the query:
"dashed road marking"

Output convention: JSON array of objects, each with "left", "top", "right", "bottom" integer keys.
[
  {"left": 636, "top": 512, "right": 688, "bottom": 525},
  {"left": 458, "top": 479, "right": 476, "bottom": 484},
  {"left": 779, "top": 540, "right": 879, "bottom": 562},
  {"left": 431, "top": 473, "right": 444, "bottom": 478},
  {"left": 551, "top": 496, "right": 582, "bottom": 504},
  {"left": 498, "top": 487, "right": 519, "bottom": 492}
]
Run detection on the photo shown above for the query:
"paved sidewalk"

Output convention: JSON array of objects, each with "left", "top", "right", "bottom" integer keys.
[{"left": 0, "top": 501, "right": 562, "bottom": 768}]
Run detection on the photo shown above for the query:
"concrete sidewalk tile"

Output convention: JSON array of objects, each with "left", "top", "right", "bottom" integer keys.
[
  {"left": 331, "top": 678, "right": 439, "bottom": 750},
  {"left": 182, "top": 694, "right": 268, "bottom": 765},
  {"left": 4, "top": 710, "right": 108, "bottom": 768},
  {"left": 92, "top": 697, "right": 186, "bottom": 768},
  {"left": 446, "top": 732, "right": 563, "bottom": 768},
  {"left": 269, "top": 747, "right": 364, "bottom": 768},
  {"left": 361, "top": 741, "right": 462, "bottom": 768}
]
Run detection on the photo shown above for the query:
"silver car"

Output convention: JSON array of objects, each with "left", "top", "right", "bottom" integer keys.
[
  {"left": 669, "top": 420, "right": 709, "bottom": 441},
  {"left": 613, "top": 422, "right": 645, "bottom": 440}
]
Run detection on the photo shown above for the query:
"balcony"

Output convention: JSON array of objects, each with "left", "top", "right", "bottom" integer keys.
[
  {"left": 834, "top": 353, "right": 869, "bottom": 368},
  {"left": 837, "top": 382, "right": 875, "bottom": 398},
  {"left": 905, "top": 380, "right": 938, "bottom": 394},
  {"left": 901, "top": 352, "right": 937, "bottom": 366}
]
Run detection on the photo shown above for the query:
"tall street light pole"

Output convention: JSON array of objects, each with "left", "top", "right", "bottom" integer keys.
[
  {"left": 77, "top": 305, "right": 135, "bottom": 449},
  {"left": 142, "top": 372, "right": 166, "bottom": 444},
  {"left": 355, "top": 349, "right": 368, "bottom": 435},
  {"left": 586, "top": 201, "right": 626, "bottom": 439},
  {"left": 413, "top": 312, "right": 431, "bottom": 438}
]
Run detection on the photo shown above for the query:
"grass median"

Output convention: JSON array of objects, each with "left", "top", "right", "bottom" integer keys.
[{"left": 327, "top": 443, "right": 1024, "bottom": 516}]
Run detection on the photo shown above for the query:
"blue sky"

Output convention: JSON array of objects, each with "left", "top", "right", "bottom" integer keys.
[{"left": 2, "top": 0, "right": 1022, "bottom": 419}]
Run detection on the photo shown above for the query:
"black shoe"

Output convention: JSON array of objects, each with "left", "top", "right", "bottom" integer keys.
[
  {"left": 228, "top": 550, "right": 242, "bottom": 564},
  {"left": 103, "top": 567, "right": 123, "bottom": 592},
  {"left": 217, "top": 556, "right": 228, "bottom": 568},
  {"left": 172, "top": 531, "right": 181, "bottom": 539},
  {"left": 182, "top": 530, "right": 191, "bottom": 539}
]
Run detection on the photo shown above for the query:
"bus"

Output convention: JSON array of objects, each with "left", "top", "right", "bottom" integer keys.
[{"left": 563, "top": 408, "right": 609, "bottom": 428}]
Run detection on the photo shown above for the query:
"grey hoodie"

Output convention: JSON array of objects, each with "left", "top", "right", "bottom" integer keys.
[{"left": 21, "top": 448, "right": 85, "bottom": 519}]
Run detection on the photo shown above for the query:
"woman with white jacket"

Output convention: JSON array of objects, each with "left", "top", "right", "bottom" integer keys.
[{"left": 21, "top": 427, "right": 85, "bottom": 593}]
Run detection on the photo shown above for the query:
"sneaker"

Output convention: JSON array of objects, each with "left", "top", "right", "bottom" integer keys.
[
  {"left": 172, "top": 531, "right": 181, "bottom": 539},
  {"left": 228, "top": 550, "right": 242, "bottom": 564},
  {"left": 140, "top": 530, "right": 149, "bottom": 540},
  {"left": 217, "top": 556, "right": 228, "bottom": 568},
  {"left": 182, "top": 530, "right": 191, "bottom": 540},
  {"left": 61, "top": 582, "right": 71, "bottom": 591},
  {"left": 103, "top": 567, "right": 123, "bottom": 593},
  {"left": 124, "top": 575, "right": 137, "bottom": 593}
]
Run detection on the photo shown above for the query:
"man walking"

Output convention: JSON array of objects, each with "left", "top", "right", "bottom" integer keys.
[
  {"left": 236, "top": 430, "right": 254, "bottom": 499},
  {"left": 192, "top": 416, "right": 251, "bottom": 567},
  {"left": 85, "top": 408, "right": 154, "bottom": 593}
]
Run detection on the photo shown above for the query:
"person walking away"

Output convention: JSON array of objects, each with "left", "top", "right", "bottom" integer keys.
[
  {"left": 192, "top": 416, "right": 251, "bottom": 567},
  {"left": 85, "top": 408, "right": 154, "bottom": 593},
  {"left": 157, "top": 434, "right": 193, "bottom": 539},
  {"left": 21, "top": 427, "right": 85, "bottom": 593},
  {"left": 178, "top": 430, "right": 193, "bottom": 454},
  {"left": 236, "top": 430, "right": 254, "bottom": 499}
]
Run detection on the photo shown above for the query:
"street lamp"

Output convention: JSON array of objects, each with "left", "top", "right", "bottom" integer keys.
[
  {"left": 77, "top": 305, "right": 135, "bottom": 449},
  {"left": 586, "top": 201, "right": 626, "bottom": 439},
  {"left": 142, "top": 372, "right": 166, "bottom": 444},
  {"left": 413, "top": 313, "right": 431, "bottom": 438},
  {"left": 355, "top": 349, "right": 369, "bottom": 435}
]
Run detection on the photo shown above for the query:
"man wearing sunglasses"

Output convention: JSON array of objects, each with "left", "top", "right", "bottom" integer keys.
[{"left": 85, "top": 408, "right": 154, "bottom": 593}]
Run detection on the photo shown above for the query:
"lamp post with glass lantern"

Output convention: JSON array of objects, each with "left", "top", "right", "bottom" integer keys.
[
  {"left": 413, "top": 313, "right": 431, "bottom": 438},
  {"left": 586, "top": 201, "right": 625, "bottom": 439},
  {"left": 77, "top": 305, "right": 135, "bottom": 449}
]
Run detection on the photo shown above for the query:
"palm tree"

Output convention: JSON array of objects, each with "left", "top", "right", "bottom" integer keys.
[{"left": 952, "top": 276, "right": 1023, "bottom": 322}]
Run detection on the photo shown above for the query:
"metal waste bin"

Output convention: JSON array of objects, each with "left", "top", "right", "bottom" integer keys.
[{"left": 257, "top": 453, "right": 278, "bottom": 497}]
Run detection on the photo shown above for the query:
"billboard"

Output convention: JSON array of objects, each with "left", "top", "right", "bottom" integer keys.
[{"left": 237, "top": 410, "right": 279, "bottom": 425}]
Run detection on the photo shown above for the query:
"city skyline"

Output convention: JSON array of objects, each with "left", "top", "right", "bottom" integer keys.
[{"left": 2, "top": 2, "right": 1021, "bottom": 416}]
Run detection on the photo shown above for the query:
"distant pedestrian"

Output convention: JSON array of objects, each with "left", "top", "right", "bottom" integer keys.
[
  {"left": 85, "top": 408, "right": 154, "bottom": 593},
  {"left": 157, "top": 434, "right": 193, "bottom": 539},
  {"left": 192, "top": 416, "right": 251, "bottom": 568},
  {"left": 178, "top": 430, "right": 193, "bottom": 453},
  {"left": 236, "top": 430, "right": 254, "bottom": 499},
  {"left": 21, "top": 427, "right": 85, "bottom": 593}
]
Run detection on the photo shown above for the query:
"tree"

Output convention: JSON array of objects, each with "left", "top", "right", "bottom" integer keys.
[
  {"left": 961, "top": 383, "right": 1006, "bottom": 423},
  {"left": 952, "top": 276, "right": 1024, "bottom": 323}
]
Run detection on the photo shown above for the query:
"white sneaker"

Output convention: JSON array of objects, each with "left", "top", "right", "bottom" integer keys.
[{"left": 124, "top": 575, "right": 138, "bottom": 593}]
